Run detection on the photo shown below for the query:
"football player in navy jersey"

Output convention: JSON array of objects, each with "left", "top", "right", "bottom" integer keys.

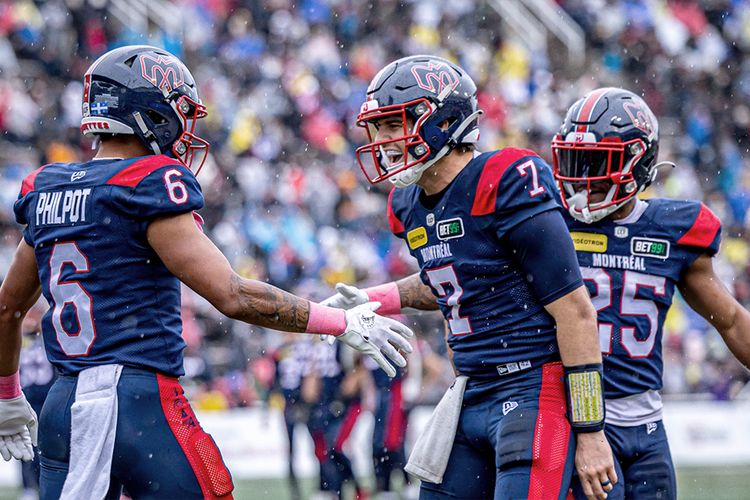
[
  {"left": 0, "top": 45, "right": 414, "bottom": 500},
  {"left": 324, "top": 55, "right": 616, "bottom": 500},
  {"left": 552, "top": 87, "right": 750, "bottom": 499}
]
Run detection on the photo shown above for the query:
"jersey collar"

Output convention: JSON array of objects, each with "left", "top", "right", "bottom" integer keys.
[{"left": 614, "top": 198, "right": 648, "bottom": 225}]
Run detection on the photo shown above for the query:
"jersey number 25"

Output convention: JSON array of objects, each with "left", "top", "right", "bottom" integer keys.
[{"left": 582, "top": 267, "right": 666, "bottom": 358}]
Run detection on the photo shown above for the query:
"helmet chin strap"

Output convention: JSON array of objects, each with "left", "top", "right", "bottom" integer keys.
[
  {"left": 566, "top": 187, "right": 629, "bottom": 224},
  {"left": 389, "top": 110, "right": 483, "bottom": 188}
]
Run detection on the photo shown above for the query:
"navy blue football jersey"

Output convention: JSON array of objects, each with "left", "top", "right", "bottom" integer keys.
[
  {"left": 564, "top": 199, "right": 721, "bottom": 398},
  {"left": 13, "top": 155, "right": 203, "bottom": 376},
  {"left": 388, "top": 149, "right": 568, "bottom": 378}
]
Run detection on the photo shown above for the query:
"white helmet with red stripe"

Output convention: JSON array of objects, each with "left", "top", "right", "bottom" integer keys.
[{"left": 552, "top": 87, "right": 661, "bottom": 223}]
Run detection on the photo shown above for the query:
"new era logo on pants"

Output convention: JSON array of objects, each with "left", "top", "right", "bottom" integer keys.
[{"left": 502, "top": 401, "right": 518, "bottom": 415}]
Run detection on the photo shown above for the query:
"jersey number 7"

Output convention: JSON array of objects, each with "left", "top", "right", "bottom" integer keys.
[{"left": 425, "top": 265, "right": 472, "bottom": 335}]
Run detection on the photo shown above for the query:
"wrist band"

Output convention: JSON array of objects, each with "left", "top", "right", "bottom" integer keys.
[
  {"left": 564, "top": 363, "right": 605, "bottom": 433},
  {"left": 0, "top": 371, "right": 21, "bottom": 399},
  {"left": 364, "top": 282, "right": 401, "bottom": 315},
  {"left": 306, "top": 302, "right": 347, "bottom": 337}
]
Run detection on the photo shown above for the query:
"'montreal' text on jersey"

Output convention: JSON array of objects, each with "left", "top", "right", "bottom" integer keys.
[
  {"left": 36, "top": 189, "right": 92, "bottom": 225},
  {"left": 591, "top": 253, "right": 646, "bottom": 271}
]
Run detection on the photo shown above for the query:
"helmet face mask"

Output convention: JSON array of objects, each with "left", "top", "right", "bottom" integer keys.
[
  {"left": 81, "top": 45, "right": 210, "bottom": 173},
  {"left": 356, "top": 55, "right": 482, "bottom": 187},
  {"left": 171, "top": 95, "right": 209, "bottom": 175},
  {"left": 356, "top": 97, "right": 433, "bottom": 184},
  {"left": 552, "top": 88, "right": 658, "bottom": 223}
]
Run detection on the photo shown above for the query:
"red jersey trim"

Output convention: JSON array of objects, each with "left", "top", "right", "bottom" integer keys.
[
  {"left": 192, "top": 212, "right": 205, "bottom": 232},
  {"left": 387, "top": 186, "right": 405, "bottom": 234},
  {"left": 21, "top": 165, "right": 49, "bottom": 196},
  {"left": 384, "top": 379, "right": 405, "bottom": 450},
  {"left": 156, "top": 374, "right": 234, "bottom": 499},
  {"left": 471, "top": 148, "right": 538, "bottom": 216},
  {"left": 677, "top": 203, "right": 721, "bottom": 249},
  {"left": 106, "top": 155, "right": 181, "bottom": 188},
  {"left": 528, "top": 362, "right": 573, "bottom": 499}
]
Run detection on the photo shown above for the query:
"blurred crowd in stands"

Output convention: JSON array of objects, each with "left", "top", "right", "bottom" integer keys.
[{"left": 1, "top": 0, "right": 749, "bottom": 413}]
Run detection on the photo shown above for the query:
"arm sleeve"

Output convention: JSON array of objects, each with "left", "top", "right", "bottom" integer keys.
[{"left": 504, "top": 209, "right": 583, "bottom": 305}]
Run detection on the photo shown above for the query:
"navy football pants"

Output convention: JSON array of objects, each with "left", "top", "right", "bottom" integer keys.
[
  {"left": 420, "top": 363, "right": 576, "bottom": 500},
  {"left": 372, "top": 378, "right": 408, "bottom": 492},
  {"left": 573, "top": 420, "right": 675, "bottom": 500},
  {"left": 38, "top": 367, "right": 234, "bottom": 500}
]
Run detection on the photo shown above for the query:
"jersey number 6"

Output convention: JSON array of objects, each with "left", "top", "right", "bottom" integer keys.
[{"left": 49, "top": 242, "right": 97, "bottom": 356}]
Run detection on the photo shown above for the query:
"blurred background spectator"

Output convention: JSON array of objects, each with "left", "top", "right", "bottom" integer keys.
[{"left": 0, "top": 0, "right": 748, "bottom": 409}]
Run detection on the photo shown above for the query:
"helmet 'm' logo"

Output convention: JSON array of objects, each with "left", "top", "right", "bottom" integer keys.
[
  {"left": 411, "top": 62, "right": 459, "bottom": 95},
  {"left": 623, "top": 101, "right": 654, "bottom": 137},
  {"left": 140, "top": 54, "right": 185, "bottom": 93}
]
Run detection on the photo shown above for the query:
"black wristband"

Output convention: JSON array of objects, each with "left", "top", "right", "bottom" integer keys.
[{"left": 564, "top": 363, "right": 605, "bottom": 433}]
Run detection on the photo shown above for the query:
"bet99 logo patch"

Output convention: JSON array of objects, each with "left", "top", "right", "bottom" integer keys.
[
  {"left": 437, "top": 218, "right": 464, "bottom": 241},
  {"left": 631, "top": 237, "right": 670, "bottom": 259}
]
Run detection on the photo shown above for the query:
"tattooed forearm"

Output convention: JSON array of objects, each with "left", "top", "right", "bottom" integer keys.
[
  {"left": 396, "top": 273, "right": 439, "bottom": 310},
  {"left": 229, "top": 275, "right": 310, "bottom": 332}
]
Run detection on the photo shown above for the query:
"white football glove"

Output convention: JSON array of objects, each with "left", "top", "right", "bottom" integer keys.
[
  {"left": 320, "top": 283, "right": 370, "bottom": 345},
  {"left": 0, "top": 394, "right": 38, "bottom": 462},
  {"left": 335, "top": 302, "right": 414, "bottom": 377},
  {"left": 321, "top": 283, "right": 369, "bottom": 310}
]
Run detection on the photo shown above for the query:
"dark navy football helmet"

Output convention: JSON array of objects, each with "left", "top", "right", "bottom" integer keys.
[
  {"left": 552, "top": 87, "right": 660, "bottom": 223},
  {"left": 355, "top": 55, "right": 482, "bottom": 187},
  {"left": 81, "top": 45, "right": 209, "bottom": 173}
]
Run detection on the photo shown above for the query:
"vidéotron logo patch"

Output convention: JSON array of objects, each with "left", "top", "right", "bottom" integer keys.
[
  {"left": 631, "top": 237, "right": 670, "bottom": 259},
  {"left": 407, "top": 227, "right": 428, "bottom": 250},
  {"left": 570, "top": 232, "right": 608, "bottom": 253}
]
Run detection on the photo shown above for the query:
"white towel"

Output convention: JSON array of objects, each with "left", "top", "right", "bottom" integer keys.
[
  {"left": 60, "top": 364, "right": 123, "bottom": 500},
  {"left": 405, "top": 375, "right": 468, "bottom": 484}
]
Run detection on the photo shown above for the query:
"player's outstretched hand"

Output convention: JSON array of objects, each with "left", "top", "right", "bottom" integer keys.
[
  {"left": 321, "top": 283, "right": 369, "bottom": 310},
  {"left": 336, "top": 302, "right": 414, "bottom": 377},
  {"left": 320, "top": 283, "right": 370, "bottom": 344},
  {"left": 0, "top": 394, "right": 38, "bottom": 462},
  {"left": 574, "top": 431, "right": 617, "bottom": 500}
]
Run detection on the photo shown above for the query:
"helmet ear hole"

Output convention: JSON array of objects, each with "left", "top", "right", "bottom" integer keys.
[{"left": 145, "top": 110, "right": 168, "bottom": 125}]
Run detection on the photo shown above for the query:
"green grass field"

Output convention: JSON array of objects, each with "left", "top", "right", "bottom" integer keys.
[
  {"left": 236, "top": 468, "right": 750, "bottom": 499},
  {"left": 0, "top": 466, "right": 746, "bottom": 499}
]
